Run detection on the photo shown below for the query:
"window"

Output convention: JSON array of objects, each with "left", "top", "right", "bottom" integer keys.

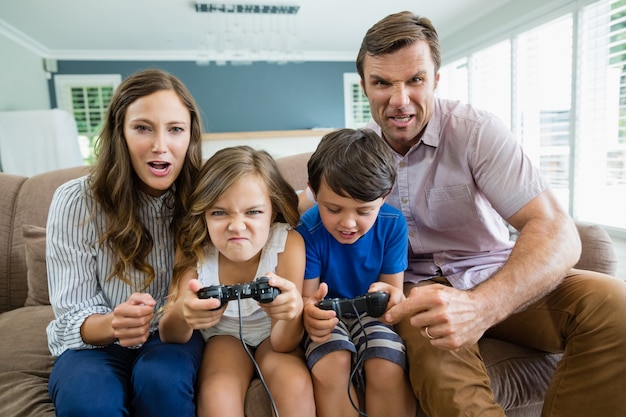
[
  {"left": 439, "top": 0, "right": 626, "bottom": 230},
  {"left": 343, "top": 72, "right": 371, "bottom": 128},
  {"left": 54, "top": 75, "right": 121, "bottom": 164}
]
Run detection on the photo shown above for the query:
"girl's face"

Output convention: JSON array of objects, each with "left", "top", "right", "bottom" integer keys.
[
  {"left": 315, "top": 180, "right": 384, "bottom": 244},
  {"left": 205, "top": 173, "right": 274, "bottom": 263},
  {"left": 124, "top": 89, "right": 191, "bottom": 197}
]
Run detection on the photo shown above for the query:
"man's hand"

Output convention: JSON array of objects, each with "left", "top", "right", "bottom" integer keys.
[
  {"left": 384, "top": 284, "right": 492, "bottom": 350},
  {"left": 302, "top": 283, "right": 338, "bottom": 343},
  {"left": 111, "top": 292, "right": 156, "bottom": 347}
]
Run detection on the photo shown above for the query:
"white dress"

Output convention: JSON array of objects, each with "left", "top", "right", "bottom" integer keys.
[{"left": 197, "top": 223, "right": 289, "bottom": 347}]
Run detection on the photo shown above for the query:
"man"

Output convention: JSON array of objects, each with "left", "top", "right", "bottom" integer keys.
[{"left": 303, "top": 10, "right": 626, "bottom": 417}]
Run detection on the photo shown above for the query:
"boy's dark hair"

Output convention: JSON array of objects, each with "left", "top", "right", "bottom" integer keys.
[{"left": 307, "top": 128, "right": 396, "bottom": 202}]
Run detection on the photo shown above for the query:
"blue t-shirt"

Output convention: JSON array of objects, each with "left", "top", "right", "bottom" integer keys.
[{"left": 296, "top": 203, "right": 408, "bottom": 299}]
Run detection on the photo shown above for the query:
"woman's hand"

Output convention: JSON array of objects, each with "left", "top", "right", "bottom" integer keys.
[{"left": 111, "top": 292, "right": 156, "bottom": 347}]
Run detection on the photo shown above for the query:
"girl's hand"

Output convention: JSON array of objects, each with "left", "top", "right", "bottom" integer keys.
[
  {"left": 111, "top": 292, "right": 156, "bottom": 347},
  {"left": 180, "top": 279, "right": 226, "bottom": 329},
  {"left": 259, "top": 272, "right": 303, "bottom": 321},
  {"left": 302, "top": 282, "right": 338, "bottom": 342}
]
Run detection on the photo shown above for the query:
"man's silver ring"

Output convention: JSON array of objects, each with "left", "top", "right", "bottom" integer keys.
[{"left": 425, "top": 326, "right": 434, "bottom": 340}]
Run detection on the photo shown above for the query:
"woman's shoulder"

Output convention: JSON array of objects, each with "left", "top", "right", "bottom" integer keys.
[{"left": 51, "top": 175, "right": 92, "bottom": 205}]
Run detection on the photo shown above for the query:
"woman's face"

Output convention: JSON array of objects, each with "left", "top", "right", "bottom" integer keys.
[{"left": 124, "top": 89, "right": 191, "bottom": 196}]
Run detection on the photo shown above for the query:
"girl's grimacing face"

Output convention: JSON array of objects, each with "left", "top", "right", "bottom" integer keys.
[
  {"left": 204, "top": 174, "right": 273, "bottom": 263},
  {"left": 124, "top": 89, "right": 191, "bottom": 197}
]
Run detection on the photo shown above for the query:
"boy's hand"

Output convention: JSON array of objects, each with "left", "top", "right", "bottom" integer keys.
[
  {"left": 303, "top": 283, "right": 338, "bottom": 342},
  {"left": 368, "top": 281, "right": 406, "bottom": 324},
  {"left": 259, "top": 272, "right": 303, "bottom": 321},
  {"left": 180, "top": 278, "right": 226, "bottom": 330}
]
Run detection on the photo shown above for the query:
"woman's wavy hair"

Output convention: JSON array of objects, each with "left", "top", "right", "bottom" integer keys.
[
  {"left": 170, "top": 145, "right": 299, "bottom": 300},
  {"left": 90, "top": 68, "right": 203, "bottom": 290},
  {"left": 356, "top": 11, "right": 441, "bottom": 80}
]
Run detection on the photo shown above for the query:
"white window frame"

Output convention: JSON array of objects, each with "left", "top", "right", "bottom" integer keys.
[
  {"left": 343, "top": 72, "right": 371, "bottom": 128},
  {"left": 54, "top": 74, "right": 121, "bottom": 119},
  {"left": 53, "top": 74, "right": 121, "bottom": 163}
]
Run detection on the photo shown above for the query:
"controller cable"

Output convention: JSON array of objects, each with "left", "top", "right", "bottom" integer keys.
[
  {"left": 348, "top": 302, "right": 370, "bottom": 417},
  {"left": 237, "top": 293, "right": 280, "bottom": 417}
]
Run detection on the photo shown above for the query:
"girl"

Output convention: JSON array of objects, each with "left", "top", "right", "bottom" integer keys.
[
  {"left": 159, "top": 146, "right": 315, "bottom": 417},
  {"left": 46, "top": 69, "right": 205, "bottom": 416}
]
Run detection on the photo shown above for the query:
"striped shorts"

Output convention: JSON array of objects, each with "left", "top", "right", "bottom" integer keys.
[{"left": 303, "top": 314, "right": 407, "bottom": 371}]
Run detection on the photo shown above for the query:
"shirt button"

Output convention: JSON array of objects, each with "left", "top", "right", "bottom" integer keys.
[
  {"left": 401, "top": 197, "right": 408, "bottom": 204},
  {"left": 409, "top": 231, "right": 415, "bottom": 238},
  {"left": 399, "top": 161, "right": 406, "bottom": 168}
]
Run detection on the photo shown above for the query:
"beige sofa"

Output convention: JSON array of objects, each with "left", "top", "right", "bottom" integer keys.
[{"left": 0, "top": 152, "right": 618, "bottom": 417}]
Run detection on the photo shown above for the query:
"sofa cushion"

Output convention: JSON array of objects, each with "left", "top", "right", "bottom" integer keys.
[
  {"left": 0, "top": 305, "right": 55, "bottom": 416},
  {"left": 22, "top": 225, "right": 49, "bottom": 306},
  {"left": 574, "top": 222, "right": 617, "bottom": 276}
]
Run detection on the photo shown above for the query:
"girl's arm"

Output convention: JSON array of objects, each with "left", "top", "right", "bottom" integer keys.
[
  {"left": 265, "top": 229, "right": 306, "bottom": 352},
  {"left": 159, "top": 251, "right": 226, "bottom": 343},
  {"left": 158, "top": 262, "right": 198, "bottom": 343}
]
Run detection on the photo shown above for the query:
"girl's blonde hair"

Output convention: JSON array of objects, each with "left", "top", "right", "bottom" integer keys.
[{"left": 170, "top": 146, "right": 299, "bottom": 300}]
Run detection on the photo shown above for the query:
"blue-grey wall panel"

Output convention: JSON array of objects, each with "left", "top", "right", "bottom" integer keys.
[{"left": 49, "top": 60, "right": 356, "bottom": 133}]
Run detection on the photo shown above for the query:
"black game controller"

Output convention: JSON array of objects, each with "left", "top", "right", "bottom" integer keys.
[
  {"left": 197, "top": 276, "right": 280, "bottom": 310},
  {"left": 317, "top": 291, "right": 389, "bottom": 319}
]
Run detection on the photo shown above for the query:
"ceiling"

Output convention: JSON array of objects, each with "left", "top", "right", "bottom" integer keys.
[{"left": 0, "top": 0, "right": 511, "bottom": 62}]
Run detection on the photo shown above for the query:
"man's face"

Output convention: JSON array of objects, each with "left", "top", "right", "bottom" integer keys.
[{"left": 361, "top": 40, "right": 440, "bottom": 155}]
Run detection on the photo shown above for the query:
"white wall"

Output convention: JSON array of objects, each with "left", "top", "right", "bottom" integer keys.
[{"left": 0, "top": 35, "right": 49, "bottom": 111}]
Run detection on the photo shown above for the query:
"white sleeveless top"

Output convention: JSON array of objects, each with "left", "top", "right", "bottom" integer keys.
[{"left": 197, "top": 223, "right": 289, "bottom": 346}]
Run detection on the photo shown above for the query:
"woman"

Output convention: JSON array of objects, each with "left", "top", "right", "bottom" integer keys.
[{"left": 46, "top": 68, "right": 205, "bottom": 417}]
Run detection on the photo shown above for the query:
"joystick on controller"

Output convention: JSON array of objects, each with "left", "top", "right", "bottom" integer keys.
[
  {"left": 197, "top": 276, "right": 280, "bottom": 310},
  {"left": 317, "top": 291, "right": 389, "bottom": 319}
]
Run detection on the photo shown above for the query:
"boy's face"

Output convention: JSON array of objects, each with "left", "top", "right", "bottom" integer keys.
[{"left": 314, "top": 180, "right": 384, "bottom": 245}]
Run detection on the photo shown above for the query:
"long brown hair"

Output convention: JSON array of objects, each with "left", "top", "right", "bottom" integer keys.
[
  {"left": 170, "top": 146, "right": 299, "bottom": 300},
  {"left": 90, "top": 69, "right": 203, "bottom": 289}
]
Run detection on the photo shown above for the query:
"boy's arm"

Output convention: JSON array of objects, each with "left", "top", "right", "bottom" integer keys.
[{"left": 302, "top": 281, "right": 338, "bottom": 343}]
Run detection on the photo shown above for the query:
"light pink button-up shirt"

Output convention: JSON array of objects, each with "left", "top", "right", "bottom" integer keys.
[{"left": 367, "top": 99, "right": 548, "bottom": 290}]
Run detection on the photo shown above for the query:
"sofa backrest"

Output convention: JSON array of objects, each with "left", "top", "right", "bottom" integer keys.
[
  {"left": 0, "top": 153, "right": 311, "bottom": 314},
  {"left": 0, "top": 150, "right": 616, "bottom": 314},
  {"left": 0, "top": 166, "right": 89, "bottom": 313},
  {"left": 0, "top": 173, "right": 27, "bottom": 312}
]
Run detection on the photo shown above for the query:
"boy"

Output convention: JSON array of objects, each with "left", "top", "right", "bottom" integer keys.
[{"left": 297, "top": 128, "right": 415, "bottom": 417}]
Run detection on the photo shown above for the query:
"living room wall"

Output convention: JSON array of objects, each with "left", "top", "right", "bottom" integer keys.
[
  {"left": 49, "top": 60, "right": 356, "bottom": 133},
  {"left": 0, "top": 35, "right": 49, "bottom": 111}
]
